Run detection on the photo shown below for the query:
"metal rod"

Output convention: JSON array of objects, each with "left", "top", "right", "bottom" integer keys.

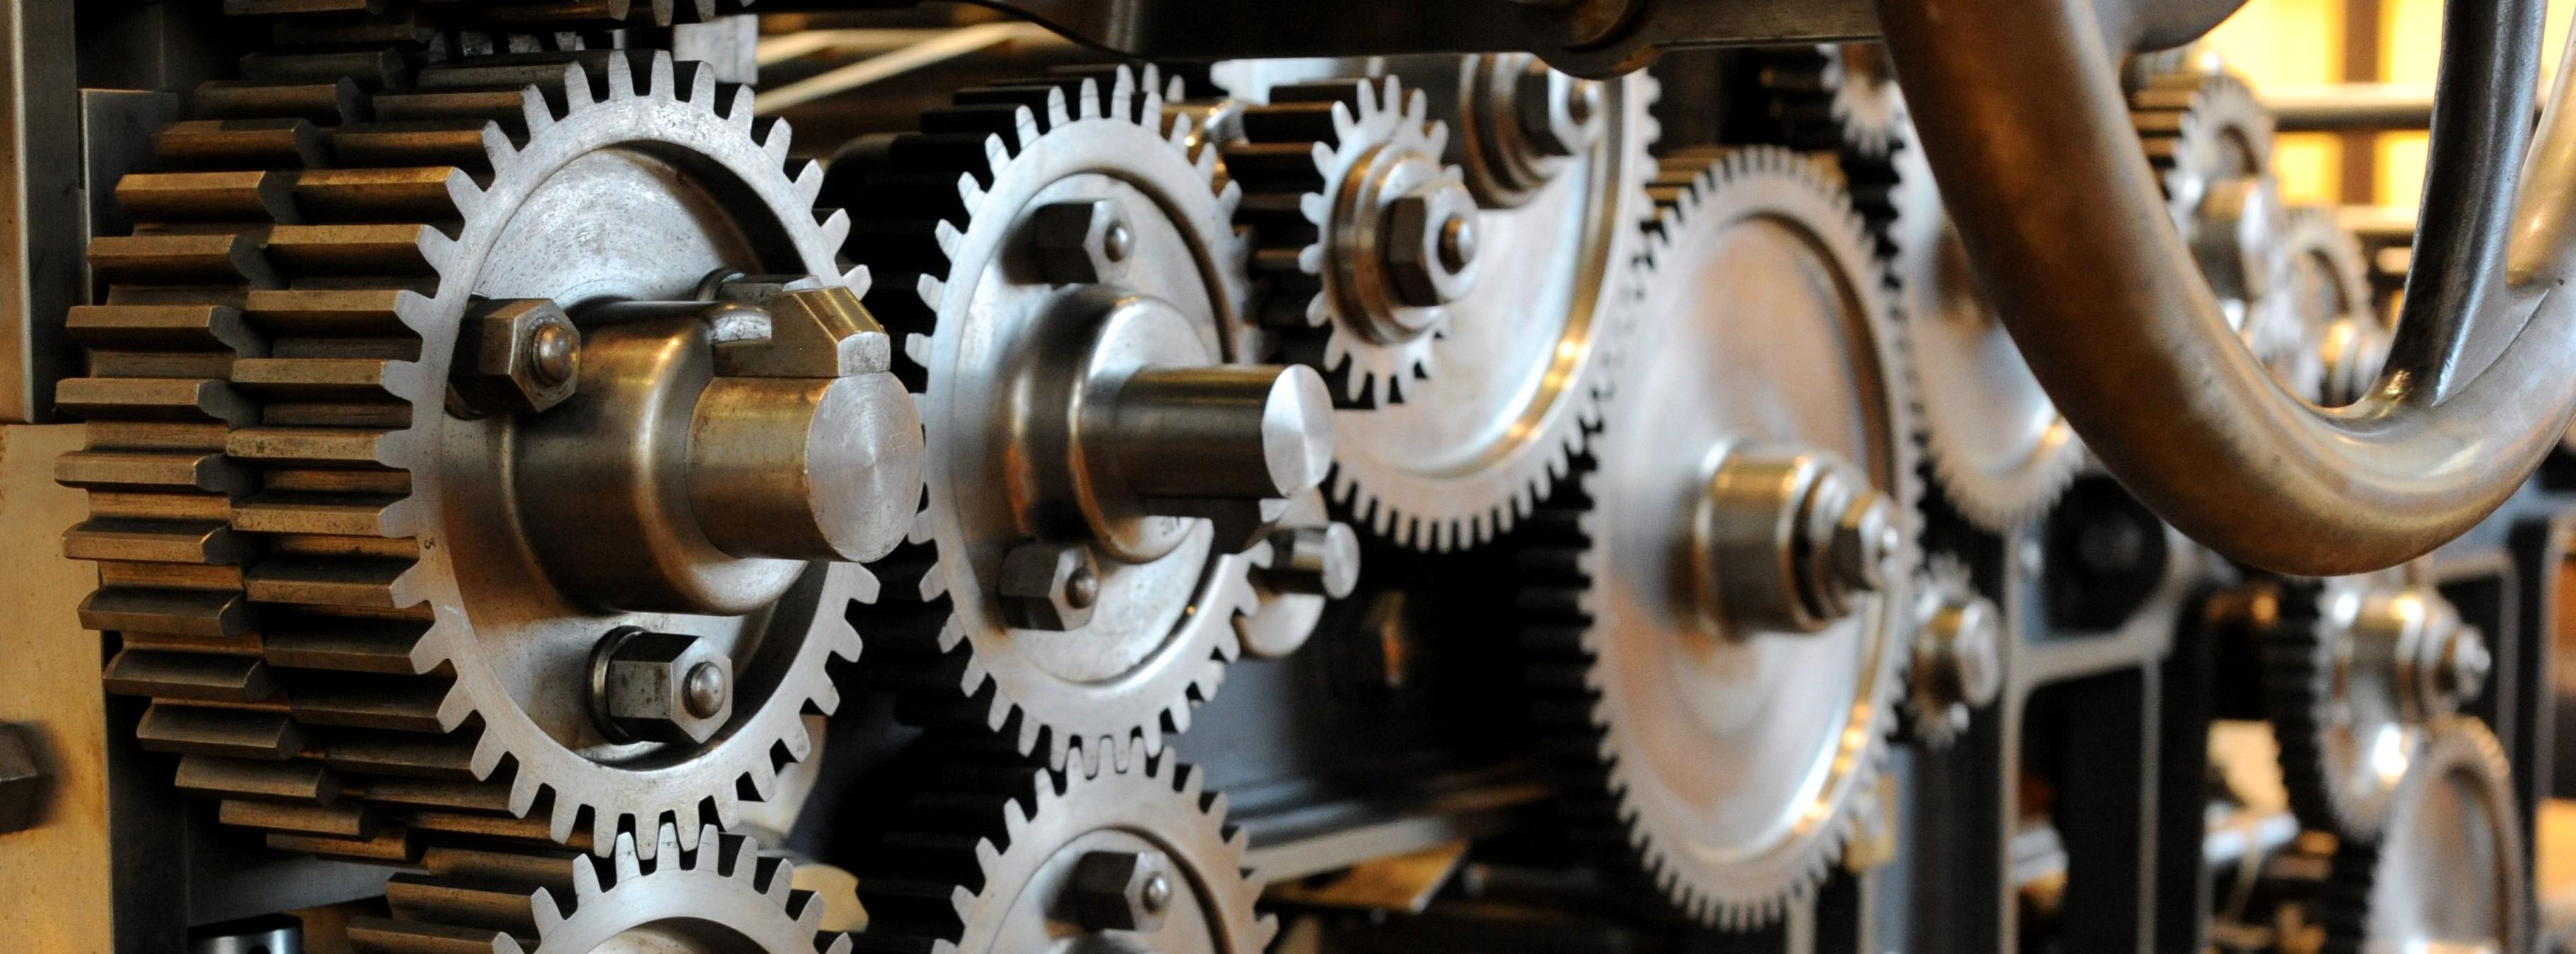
[
  {"left": 2262, "top": 83, "right": 2435, "bottom": 132},
  {"left": 754, "top": 23, "right": 1050, "bottom": 113}
]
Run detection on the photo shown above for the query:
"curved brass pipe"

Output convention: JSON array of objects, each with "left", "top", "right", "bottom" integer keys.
[{"left": 1875, "top": 0, "right": 2576, "bottom": 575}]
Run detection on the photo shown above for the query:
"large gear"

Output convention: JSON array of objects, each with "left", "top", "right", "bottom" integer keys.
[
  {"left": 1273, "top": 57, "right": 1658, "bottom": 550},
  {"left": 1887, "top": 132, "right": 2085, "bottom": 530},
  {"left": 349, "top": 822, "right": 850, "bottom": 953},
  {"left": 2316, "top": 717, "right": 2525, "bottom": 954},
  {"left": 1523, "top": 146, "right": 1919, "bottom": 929},
  {"left": 855, "top": 755, "right": 1275, "bottom": 954},
  {"left": 1227, "top": 76, "right": 1460, "bottom": 407},
  {"left": 2259, "top": 569, "right": 2492, "bottom": 840},
  {"left": 828, "top": 66, "right": 1280, "bottom": 772},
  {"left": 66, "top": 49, "right": 876, "bottom": 858}
]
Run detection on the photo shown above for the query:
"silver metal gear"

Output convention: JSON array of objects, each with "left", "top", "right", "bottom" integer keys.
[
  {"left": 1888, "top": 127, "right": 2085, "bottom": 530},
  {"left": 2131, "top": 69, "right": 2311, "bottom": 395},
  {"left": 1288, "top": 58, "right": 1658, "bottom": 551},
  {"left": 1228, "top": 76, "right": 1458, "bottom": 407},
  {"left": 2317, "top": 717, "right": 2525, "bottom": 954},
  {"left": 1525, "top": 146, "right": 1919, "bottom": 929},
  {"left": 1906, "top": 555, "right": 2002, "bottom": 750},
  {"left": 349, "top": 822, "right": 851, "bottom": 953},
  {"left": 1756, "top": 44, "right": 1907, "bottom": 159},
  {"left": 855, "top": 756, "right": 1275, "bottom": 954},
  {"left": 2260, "top": 568, "right": 2490, "bottom": 841},
  {"left": 832, "top": 66, "right": 1265, "bottom": 773},
  {"left": 66, "top": 50, "right": 865, "bottom": 859},
  {"left": 2278, "top": 205, "right": 2388, "bottom": 407}
]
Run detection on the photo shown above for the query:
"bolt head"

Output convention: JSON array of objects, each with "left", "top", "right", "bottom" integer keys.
[
  {"left": 1072, "top": 850, "right": 1174, "bottom": 933},
  {"left": 453, "top": 298, "right": 582, "bottom": 416},
  {"left": 0, "top": 725, "right": 40, "bottom": 834},
  {"left": 1262, "top": 521, "right": 1362, "bottom": 600},
  {"left": 1380, "top": 180, "right": 1481, "bottom": 309},
  {"left": 589, "top": 629, "right": 732, "bottom": 745},
  {"left": 1031, "top": 199, "right": 1134, "bottom": 285},
  {"left": 2438, "top": 624, "right": 2493, "bottom": 706},
  {"left": 998, "top": 542, "right": 1102, "bottom": 631},
  {"left": 1936, "top": 595, "right": 2005, "bottom": 709}
]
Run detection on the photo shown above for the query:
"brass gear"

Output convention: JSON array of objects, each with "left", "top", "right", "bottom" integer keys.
[{"left": 66, "top": 48, "right": 862, "bottom": 859}]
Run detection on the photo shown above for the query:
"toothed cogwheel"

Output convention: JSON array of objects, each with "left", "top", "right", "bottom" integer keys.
[
  {"left": 1906, "top": 556, "right": 2003, "bottom": 750},
  {"left": 2278, "top": 205, "right": 2388, "bottom": 407},
  {"left": 1521, "top": 146, "right": 1919, "bottom": 929},
  {"left": 1263, "top": 57, "right": 1658, "bottom": 551},
  {"left": 2261, "top": 569, "right": 2492, "bottom": 841},
  {"left": 1227, "top": 76, "right": 1462, "bottom": 407},
  {"left": 2316, "top": 717, "right": 2525, "bottom": 954},
  {"left": 855, "top": 756, "right": 1275, "bottom": 954},
  {"left": 65, "top": 50, "right": 877, "bottom": 859},
  {"left": 2131, "top": 69, "right": 2312, "bottom": 396},
  {"left": 1887, "top": 120, "right": 2085, "bottom": 530},
  {"left": 349, "top": 823, "right": 850, "bottom": 953},
  {"left": 1755, "top": 44, "right": 1907, "bottom": 159},
  {"left": 826, "top": 66, "right": 1304, "bottom": 774}
]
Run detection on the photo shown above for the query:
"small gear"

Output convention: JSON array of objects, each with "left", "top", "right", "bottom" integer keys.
[
  {"left": 349, "top": 822, "right": 850, "bottom": 953},
  {"left": 69, "top": 49, "right": 867, "bottom": 857},
  {"left": 1755, "top": 43, "right": 1908, "bottom": 159},
  {"left": 1270, "top": 57, "right": 1658, "bottom": 551},
  {"left": 2277, "top": 205, "right": 2387, "bottom": 406},
  {"left": 2316, "top": 717, "right": 2525, "bottom": 954},
  {"left": 1228, "top": 76, "right": 1460, "bottom": 407},
  {"left": 855, "top": 755, "right": 1275, "bottom": 954},
  {"left": 828, "top": 66, "right": 1270, "bottom": 773},
  {"left": 2260, "top": 569, "right": 2491, "bottom": 839},
  {"left": 2131, "top": 69, "right": 2307, "bottom": 390},
  {"left": 1521, "top": 146, "right": 1919, "bottom": 929},
  {"left": 1906, "top": 555, "right": 2003, "bottom": 750}
]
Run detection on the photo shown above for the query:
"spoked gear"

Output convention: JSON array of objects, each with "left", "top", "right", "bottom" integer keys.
[
  {"left": 1292, "top": 57, "right": 1658, "bottom": 550},
  {"left": 2278, "top": 206, "right": 2388, "bottom": 407},
  {"left": 1228, "top": 76, "right": 1460, "bottom": 407},
  {"left": 350, "top": 822, "right": 850, "bottom": 953},
  {"left": 855, "top": 756, "right": 1275, "bottom": 954},
  {"left": 66, "top": 50, "right": 876, "bottom": 858},
  {"left": 1755, "top": 43, "right": 1907, "bottom": 159},
  {"left": 1887, "top": 130, "right": 2084, "bottom": 530},
  {"left": 1523, "top": 146, "right": 1919, "bottom": 928},
  {"left": 830, "top": 66, "right": 1292, "bottom": 772},
  {"left": 2259, "top": 569, "right": 2493, "bottom": 839},
  {"left": 2317, "top": 717, "right": 2525, "bottom": 954}
]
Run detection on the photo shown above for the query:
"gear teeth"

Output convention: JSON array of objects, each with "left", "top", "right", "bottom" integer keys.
[
  {"left": 855, "top": 757, "right": 1274, "bottom": 954},
  {"left": 2314, "top": 717, "right": 2524, "bottom": 954},
  {"left": 69, "top": 37, "right": 864, "bottom": 866},
  {"left": 1521, "top": 145, "right": 1915, "bottom": 929}
]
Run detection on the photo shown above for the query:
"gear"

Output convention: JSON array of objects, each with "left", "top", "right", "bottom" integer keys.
[
  {"left": 2260, "top": 569, "right": 2492, "bottom": 839},
  {"left": 349, "top": 822, "right": 850, "bottom": 953},
  {"left": 66, "top": 49, "right": 874, "bottom": 858},
  {"left": 1522, "top": 146, "right": 1919, "bottom": 929},
  {"left": 1282, "top": 57, "right": 1658, "bottom": 550},
  {"left": 2317, "top": 717, "right": 2525, "bottom": 954},
  {"left": 1907, "top": 555, "right": 2003, "bottom": 750},
  {"left": 1227, "top": 76, "right": 1458, "bottom": 406},
  {"left": 829, "top": 66, "right": 1280, "bottom": 773},
  {"left": 1887, "top": 130, "right": 2085, "bottom": 530},
  {"left": 1755, "top": 44, "right": 1907, "bottom": 159},
  {"left": 2131, "top": 69, "right": 2311, "bottom": 395},
  {"left": 855, "top": 755, "right": 1275, "bottom": 954},
  {"left": 2277, "top": 206, "right": 2388, "bottom": 406}
]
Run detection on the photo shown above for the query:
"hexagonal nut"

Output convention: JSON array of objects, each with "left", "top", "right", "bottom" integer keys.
[
  {"left": 1029, "top": 199, "right": 1133, "bottom": 285},
  {"left": 588, "top": 629, "right": 732, "bottom": 745},
  {"left": 452, "top": 298, "right": 580, "bottom": 415},
  {"left": 1380, "top": 182, "right": 1480, "bottom": 308},
  {"left": 1072, "top": 850, "right": 1173, "bottom": 933},
  {"left": 0, "top": 724, "right": 42, "bottom": 834},
  {"left": 710, "top": 279, "right": 892, "bottom": 378},
  {"left": 997, "top": 541, "right": 1100, "bottom": 632}
]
